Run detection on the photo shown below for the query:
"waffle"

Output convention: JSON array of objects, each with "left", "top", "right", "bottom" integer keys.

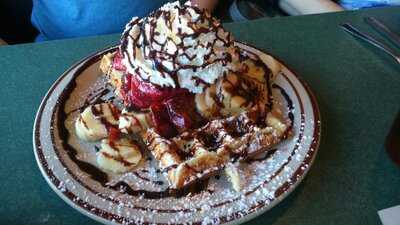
[
  {"left": 100, "top": 50, "right": 292, "bottom": 190},
  {"left": 100, "top": 52, "right": 124, "bottom": 93},
  {"left": 144, "top": 107, "right": 292, "bottom": 189}
]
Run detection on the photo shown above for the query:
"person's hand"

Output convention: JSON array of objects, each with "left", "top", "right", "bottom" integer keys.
[
  {"left": 191, "top": 0, "right": 219, "bottom": 12},
  {"left": 0, "top": 38, "right": 7, "bottom": 46}
]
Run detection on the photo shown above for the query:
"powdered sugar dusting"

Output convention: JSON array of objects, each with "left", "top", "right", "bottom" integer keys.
[{"left": 35, "top": 44, "right": 321, "bottom": 225}]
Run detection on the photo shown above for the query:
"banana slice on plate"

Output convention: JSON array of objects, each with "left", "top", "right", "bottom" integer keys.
[
  {"left": 75, "top": 103, "right": 120, "bottom": 142},
  {"left": 196, "top": 53, "right": 280, "bottom": 119},
  {"left": 195, "top": 84, "right": 220, "bottom": 119},
  {"left": 266, "top": 110, "right": 289, "bottom": 137},
  {"left": 258, "top": 53, "right": 282, "bottom": 80},
  {"left": 217, "top": 72, "right": 249, "bottom": 116},
  {"left": 225, "top": 163, "right": 242, "bottom": 192},
  {"left": 119, "top": 109, "right": 151, "bottom": 134},
  {"left": 100, "top": 52, "right": 124, "bottom": 91},
  {"left": 97, "top": 138, "right": 142, "bottom": 173},
  {"left": 216, "top": 68, "right": 268, "bottom": 117}
]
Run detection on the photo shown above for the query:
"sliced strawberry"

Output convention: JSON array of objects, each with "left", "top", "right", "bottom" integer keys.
[
  {"left": 116, "top": 63, "right": 205, "bottom": 137},
  {"left": 164, "top": 96, "right": 193, "bottom": 132},
  {"left": 133, "top": 75, "right": 189, "bottom": 103},
  {"left": 121, "top": 73, "right": 189, "bottom": 109},
  {"left": 112, "top": 50, "right": 126, "bottom": 71},
  {"left": 164, "top": 94, "right": 205, "bottom": 132},
  {"left": 150, "top": 103, "right": 178, "bottom": 138}
]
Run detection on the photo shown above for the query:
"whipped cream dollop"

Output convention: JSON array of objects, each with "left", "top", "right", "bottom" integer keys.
[{"left": 120, "top": 1, "right": 238, "bottom": 93}]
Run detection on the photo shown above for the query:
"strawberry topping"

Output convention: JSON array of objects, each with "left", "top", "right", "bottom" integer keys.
[
  {"left": 150, "top": 103, "right": 178, "bottom": 138},
  {"left": 112, "top": 50, "right": 126, "bottom": 71},
  {"left": 121, "top": 73, "right": 189, "bottom": 109},
  {"left": 113, "top": 52, "right": 206, "bottom": 137},
  {"left": 164, "top": 94, "right": 205, "bottom": 133}
]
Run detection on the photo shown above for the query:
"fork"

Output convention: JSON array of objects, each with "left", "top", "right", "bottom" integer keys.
[
  {"left": 364, "top": 16, "right": 400, "bottom": 48},
  {"left": 340, "top": 23, "right": 400, "bottom": 64},
  {"left": 341, "top": 19, "right": 400, "bottom": 167}
]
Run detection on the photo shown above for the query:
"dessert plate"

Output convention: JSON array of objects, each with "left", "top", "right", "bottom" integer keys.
[{"left": 33, "top": 42, "right": 321, "bottom": 225}]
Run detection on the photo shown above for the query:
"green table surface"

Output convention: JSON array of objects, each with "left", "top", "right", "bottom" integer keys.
[{"left": 1, "top": 7, "right": 400, "bottom": 225}]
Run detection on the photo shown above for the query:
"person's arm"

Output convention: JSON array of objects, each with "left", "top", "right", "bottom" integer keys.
[
  {"left": 0, "top": 38, "right": 7, "bottom": 46},
  {"left": 191, "top": 0, "right": 219, "bottom": 12}
]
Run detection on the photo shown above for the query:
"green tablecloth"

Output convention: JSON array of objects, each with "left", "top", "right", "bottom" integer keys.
[{"left": 1, "top": 7, "right": 399, "bottom": 225}]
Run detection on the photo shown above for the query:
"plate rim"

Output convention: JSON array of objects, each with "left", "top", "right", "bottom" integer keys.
[{"left": 32, "top": 42, "right": 321, "bottom": 225}]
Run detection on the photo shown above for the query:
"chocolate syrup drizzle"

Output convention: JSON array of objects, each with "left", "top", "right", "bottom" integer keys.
[
  {"left": 53, "top": 67, "right": 295, "bottom": 203},
  {"left": 108, "top": 179, "right": 208, "bottom": 199},
  {"left": 246, "top": 149, "right": 277, "bottom": 163},
  {"left": 120, "top": 2, "right": 235, "bottom": 89},
  {"left": 51, "top": 2, "right": 295, "bottom": 201},
  {"left": 54, "top": 71, "right": 213, "bottom": 199},
  {"left": 36, "top": 55, "right": 320, "bottom": 225},
  {"left": 66, "top": 86, "right": 111, "bottom": 115}
]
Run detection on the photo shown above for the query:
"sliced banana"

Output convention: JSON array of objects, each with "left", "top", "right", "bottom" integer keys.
[
  {"left": 172, "top": 151, "right": 222, "bottom": 188},
  {"left": 100, "top": 52, "right": 124, "bottom": 91},
  {"left": 258, "top": 53, "right": 282, "bottom": 80},
  {"left": 75, "top": 103, "right": 120, "bottom": 142},
  {"left": 241, "top": 58, "right": 267, "bottom": 82},
  {"left": 119, "top": 109, "right": 151, "bottom": 134},
  {"left": 195, "top": 84, "right": 220, "bottom": 118},
  {"left": 217, "top": 72, "right": 249, "bottom": 116},
  {"left": 217, "top": 67, "right": 269, "bottom": 116},
  {"left": 97, "top": 138, "right": 142, "bottom": 173},
  {"left": 266, "top": 110, "right": 288, "bottom": 137},
  {"left": 99, "top": 52, "right": 114, "bottom": 74},
  {"left": 196, "top": 53, "right": 279, "bottom": 119},
  {"left": 225, "top": 163, "right": 242, "bottom": 192}
]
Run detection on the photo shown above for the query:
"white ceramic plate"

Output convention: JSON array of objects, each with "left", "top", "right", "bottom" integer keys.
[{"left": 33, "top": 42, "right": 321, "bottom": 225}]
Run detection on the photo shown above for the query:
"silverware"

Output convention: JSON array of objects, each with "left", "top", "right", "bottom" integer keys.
[
  {"left": 340, "top": 23, "right": 400, "bottom": 64},
  {"left": 364, "top": 17, "right": 400, "bottom": 48},
  {"left": 341, "top": 21, "right": 400, "bottom": 167},
  {"left": 362, "top": 18, "right": 400, "bottom": 168}
]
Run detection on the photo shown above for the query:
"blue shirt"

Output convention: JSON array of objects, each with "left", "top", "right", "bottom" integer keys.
[
  {"left": 31, "top": 0, "right": 167, "bottom": 41},
  {"left": 339, "top": 0, "right": 400, "bottom": 9}
]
